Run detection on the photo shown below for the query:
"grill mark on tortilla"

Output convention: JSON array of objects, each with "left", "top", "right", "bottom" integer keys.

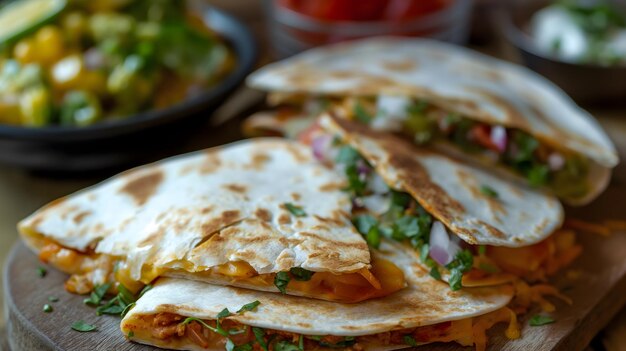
[
  {"left": 291, "top": 193, "right": 301, "bottom": 201},
  {"left": 382, "top": 59, "right": 417, "bottom": 72},
  {"left": 201, "top": 206, "right": 214, "bottom": 215},
  {"left": 119, "top": 171, "right": 164, "bottom": 206},
  {"left": 224, "top": 183, "right": 247, "bottom": 193},
  {"left": 73, "top": 211, "right": 92, "bottom": 224},
  {"left": 278, "top": 213, "right": 292, "bottom": 225},
  {"left": 476, "top": 221, "right": 506, "bottom": 239},
  {"left": 255, "top": 208, "right": 272, "bottom": 222},
  {"left": 199, "top": 153, "right": 222, "bottom": 174},
  {"left": 248, "top": 153, "right": 270, "bottom": 170},
  {"left": 298, "top": 231, "right": 369, "bottom": 251},
  {"left": 284, "top": 144, "right": 309, "bottom": 163},
  {"left": 201, "top": 210, "right": 242, "bottom": 237},
  {"left": 313, "top": 215, "right": 345, "bottom": 227},
  {"left": 319, "top": 182, "right": 344, "bottom": 192}
]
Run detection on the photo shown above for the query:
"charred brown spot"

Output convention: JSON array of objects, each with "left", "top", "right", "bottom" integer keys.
[
  {"left": 319, "top": 182, "right": 345, "bottom": 192},
  {"left": 201, "top": 210, "right": 242, "bottom": 237},
  {"left": 382, "top": 59, "right": 417, "bottom": 72},
  {"left": 199, "top": 153, "right": 222, "bottom": 174},
  {"left": 72, "top": 211, "right": 92, "bottom": 224},
  {"left": 278, "top": 214, "right": 292, "bottom": 225},
  {"left": 120, "top": 171, "right": 164, "bottom": 206},
  {"left": 224, "top": 183, "right": 247, "bottom": 193},
  {"left": 255, "top": 208, "right": 272, "bottom": 222},
  {"left": 248, "top": 153, "right": 271, "bottom": 170},
  {"left": 291, "top": 193, "right": 301, "bottom": 201}
]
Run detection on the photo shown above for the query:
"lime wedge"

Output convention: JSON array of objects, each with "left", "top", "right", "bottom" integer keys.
[{"left": 0, "top": 0, "right": 66, "bottom": 45}]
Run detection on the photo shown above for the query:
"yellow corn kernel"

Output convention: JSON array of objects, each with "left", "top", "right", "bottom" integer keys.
[
  {"left": 61, "top": 11, "right": 88, "bottom": 44},
  {"left": 34, "top": 26, "right": 65, "bottom": 65},
  {"left": 13, "top": 38, "right": 37, "bottom": 64},
  {"left": 0, "top": 100, "right": 22, "bottom": 124},
  {"left": 19, "top": 87, "right": 51, "bottom": 126}
]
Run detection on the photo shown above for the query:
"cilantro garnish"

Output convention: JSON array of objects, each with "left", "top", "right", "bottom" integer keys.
[
  {"left": 274, "top": 271, "right": 290, "bottom": 294},
  {"left": 365, "top": 226, "right": 381, "bottom": 249},
  {"left": 354, "top": 102, "right": 373, "bottom": 123},
  {"left": 48, "top": 296, "right": 59, "bottom": 302},
  {"left": 406, "top": 100, "right": 429, "bottom": 115},
  {"left": 429, "top": 267, "right": 441, "bottom": 280},
  {"left": 335, "top": 146, "right": 369, "bottom": 197},
  {"left": 480, "top": 185, "right": 498, "bottom": 198},
  {"left": 335, "top": 145, "right": 361, "bottom": 165},
  {"left": 404, "top": 335, "right": 419, "bottom": 347},
  {"left": 284, "top": 203, "right": 307, "bottom": 217},
  {"left": 84, "top": 283, "right": 111, "bottom": 306},
  {"left": 71, "top": 321, "right": 97, "bottom": 332},
  {"left": 127, "top": 330, "right": 134, "bottom": 337},
  {"left": 528, "top": 164, "right": 549, "bottom": 187},
  {"left": 237, "top": 300, "right": 260, "bottom": 313},
  {"left": 290, "top": 267, "right": 314, "bottom": 281},
  {"left": 445, "top": 250, "right": 474, "bottom": 291},
  {"left": 37, "top": 266, "right": 47, "bottom": 278},
  {"left": 478, "top": 245, "right": 486, "bottom": 255},
  {"left": 252, "top": 327, "right": 268, "bottom": 351},
  {"left": 217, "top": 308, "right": 232, "bottom": 319},
  {"left": 529, "top": 315, "right": 555, "bottom": 326},
  {"left": 274, "top": 340, "right": 301, "bottom": 351},
  {"left": 181, "top": 317, "right": 228, "bottom": 337},
  {"left": 43, "top": 304, "right": 53, "bottom": 313}
]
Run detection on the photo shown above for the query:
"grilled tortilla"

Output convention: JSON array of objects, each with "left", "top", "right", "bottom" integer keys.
[
  {"left": 246, "top": 37, "right": 618, "bottom": 205},
  {"left": 121, "top": 240, "right": 516, "bottom": 351},
  {"left": 305, "top": 114, "right": 575, "bottom": 290},
  {"left": 18, "top": 138, "right": 405, "bottom": 302}
]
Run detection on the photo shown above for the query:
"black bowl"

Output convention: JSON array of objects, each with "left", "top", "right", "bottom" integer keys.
[
  {"left": 0, "top": 4, "right": 257, "bottom": 173},
  {"left": 500, "top": 0, "right": 626, "bottom": 105}
]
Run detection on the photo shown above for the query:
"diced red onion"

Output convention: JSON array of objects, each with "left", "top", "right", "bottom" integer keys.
[
  {"left": 548, "top": 152, "right": 565, "bottom": 171},
  {"left": 356, "top": 159, "right": 371, "bottom": 176},
  {"left": 490, "top": 126, "right": 507, "bottom": 153},
  {"left": 361, "top": 194, "right": 391, "bottom": 215},
  {"left": 429, "top": 221, "right": 451, "bottom": 265},
  {"left": 311, "top": 134, "right": 333, "bottom": 162}
]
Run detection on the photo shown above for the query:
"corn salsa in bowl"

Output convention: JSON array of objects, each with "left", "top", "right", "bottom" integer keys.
[{"left": 0, "top": 0, "right": 235, "bottom": 127}]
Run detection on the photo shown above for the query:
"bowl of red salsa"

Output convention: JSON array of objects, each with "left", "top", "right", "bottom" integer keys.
[{"left": 266, "top": 0, "right": 473, "bottom": 57}]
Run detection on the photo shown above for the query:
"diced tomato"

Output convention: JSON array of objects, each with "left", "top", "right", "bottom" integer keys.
[
  {"left": 296, "top": 121, "right": 322, "bottom": 145},
  {"left": 469, "top": 125, "right": 501, "bottom": 152}
]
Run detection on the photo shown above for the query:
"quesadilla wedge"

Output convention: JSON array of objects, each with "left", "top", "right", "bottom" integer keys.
[
  {"left": 298, "top": 113, "right": 578, "bottom": 291},
  {"left": 246, "top": 37, "right": 619, "bottom": 205},
  {"left": 18, "top": 138, "right": 406, "bottom": 302},
  {"left": 121, "top": 240, "right": 517, "bottom": 351}
]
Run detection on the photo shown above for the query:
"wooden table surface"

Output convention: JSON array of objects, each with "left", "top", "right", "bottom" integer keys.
[{"left": 1, "top": 1, "right": 626, "bottom": 350}]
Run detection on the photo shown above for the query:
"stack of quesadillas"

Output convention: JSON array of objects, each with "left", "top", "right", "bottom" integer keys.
[{"left": 19, "top": 37, "right": 618, "bottom": 351}]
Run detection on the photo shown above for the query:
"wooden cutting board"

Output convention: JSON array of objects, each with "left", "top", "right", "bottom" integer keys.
[{"left": 4, "top": 121, "right": 626, "bottom": 351}]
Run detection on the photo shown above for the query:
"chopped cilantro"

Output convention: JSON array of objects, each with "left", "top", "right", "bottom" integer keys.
[
  {"left": 96, "top": 296, "right": 125, "bottom": 316},
  {"left": 419, "top": 244, "right": 430, "bottom": 262},
  {"left": 528, "top": 164, "right": 549, "bottom": 187},
  {"left": 121, "top": 302, "right": 135, "bottom": 318},
  {"left": 366, "top": 226, "right": 381, "bottom": 249},
  {"left": 445, "top": 250, "right": 474, "bottom": 291},
  {"left": 217, "top": 308, "right": 232, "bottom": 319},
  {"left": 235, "top": 343, "right": 253, "bottom": 351},
  {"left": 344, "top": 164, "right": 367, "bottom": 196},
  {"left": 392, "top": 216, "right": 420, "bottom": 240},
  {"left": 354, "top": 102, "right": 373, "bottom": 123},
  {"left": 404, "top": 335, "right": 419, "bottom": 347},
  {"left": 284, "top": 203, "right": 306, "bottom": 217},
  {"left": 274, "top": 340, "right": 301, "bottom": 351},
  {"left": 71, "top": 321, "right": 97, "bottom": 332},
  {"left": 429, "top": 267, "right": 441, "bottom": 280},
  {"left": 181, "top": 317, "right": 228, "bottom": 337},
  {"left": 84, "top": 283, "right": 111, "bottom": 306},
  {"left": 353, "top": 214, "right": 378, "bottom": 237},
  {"left": 274, "top": 271, "right": 290, "bottom": 294},
  {"left": 37, "top": 266, "right": 47, "bottom": 278},
  {"left": 299, "top": 335, "right": 304, "bottom": 350},
  {"left": 43, "top": 304, "right": 53, "bottom": 313},
  {"left": 116, "top": 284, "right": 136, "bottom": 305},
  {"left": 237, "top": 300, "right": 261, "bottom": 313},
  {"left": 480, "top": 185, "right": 498, "bottom": 198},
  {"left": 127, "top": 330, "right": 134, "bottom": 337},
  {"left": 529, "top": 315, "right": 555, "bottom": 326},
  {"left": 48, "top": 296, "right": 59, "bottom": 302},
  {"left": 406, "top": 100, "right": 429, "bottom": 115},
  {"left": 335, "top": 146, "right": 361, "bottom": 165},
  {"left": 252, "top": 327, "right": 268, "bottom": 351},
  {"left": 290, "top": 267, "right": 314, "bottom": 281}
]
